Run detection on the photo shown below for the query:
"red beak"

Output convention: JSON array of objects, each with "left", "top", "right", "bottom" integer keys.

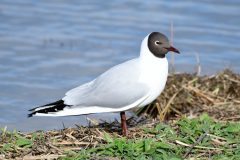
[{"left": 165, "top": 46, "right": 180, "bottom": 54}]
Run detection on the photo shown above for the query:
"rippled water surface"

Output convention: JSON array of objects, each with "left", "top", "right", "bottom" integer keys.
[{"left": 0, "top": 0, "right": 239, "bottom": 131}]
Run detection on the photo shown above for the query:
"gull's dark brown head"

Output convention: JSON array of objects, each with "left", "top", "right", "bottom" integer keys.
[{"left": 148, "top": 32, "right": 180, "bottom": 58}]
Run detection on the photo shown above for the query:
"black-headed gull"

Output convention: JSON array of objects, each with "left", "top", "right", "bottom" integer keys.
[{"left": 29, "top": 32, "right": 180, "bottom": 136}]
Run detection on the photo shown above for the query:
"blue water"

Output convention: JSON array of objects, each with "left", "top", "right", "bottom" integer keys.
[{"left": 0, "top": 0, "right": 239, "bottom": 131}]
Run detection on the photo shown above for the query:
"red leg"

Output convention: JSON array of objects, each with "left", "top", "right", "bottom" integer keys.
[{"left": 120, "top": 111, "right": 128, "bottom": 136}]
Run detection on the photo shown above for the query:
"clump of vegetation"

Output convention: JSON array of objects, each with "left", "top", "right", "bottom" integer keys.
[{"left": 138, "top": 69, "right": 240, "bottom": 121}]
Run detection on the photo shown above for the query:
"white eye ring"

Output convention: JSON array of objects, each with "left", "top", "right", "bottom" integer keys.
[{"left": 155, "top": 41, "right": 161, "bottom": 45}]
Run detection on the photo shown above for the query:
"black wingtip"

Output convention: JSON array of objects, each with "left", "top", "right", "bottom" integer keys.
[
  {"left": 28, "top": 100, "right": 68, "bottom": 117},
  {"left": 28, "top": 108, "right": 34, "bottom": 112},
  {"left": 27, "top": 113, "right": 34, "bottom": 118}
]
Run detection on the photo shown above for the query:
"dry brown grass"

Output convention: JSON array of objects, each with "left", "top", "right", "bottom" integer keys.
[{"left": 137, "top": 69, "right": 240, "bottom": 121}]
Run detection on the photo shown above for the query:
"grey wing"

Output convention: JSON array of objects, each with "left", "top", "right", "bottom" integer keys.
[{"left": 62, "top": 59, "right": 149, "bottom": 108}]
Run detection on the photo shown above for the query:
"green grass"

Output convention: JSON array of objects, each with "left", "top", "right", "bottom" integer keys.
[
  {"left": 63, "top": 114, "right": 240, "bottom": 160},
  {"left": 1, "top": 114, "right": 240, "bottom": 159},
  {"left": 0, "top": 128, "right": 45, "bottom": 158},
  {"left": 1, "top": 129, "right": 32, "bottom": 150}
]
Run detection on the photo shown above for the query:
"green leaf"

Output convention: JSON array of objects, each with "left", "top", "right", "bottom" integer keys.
[
  {"left": 115, "top": 139, "right": 124, "bottom": 153},
  {"left": 144, "top": 139, "right": 152, "bottom": 152},
  {"left": 199, "top": 113, "right": 212, "bottom": 122},
  {"left": 16, "top": 137, "right": 32, "bottom": 148},
  {"left": 169, "top": 157, "right": 181, "bottom": 160},
  {"left": 2, "top": 143, "right": 13, "bottom": 151},
  {"left": 103, "top": 132, "right": 113, "bottom": 143},
  {"left": 156, "top": 142, "right": 172, "bottom": 149},
  {"left": 225, "top": 123, "right": 240, "bottom": 133}
]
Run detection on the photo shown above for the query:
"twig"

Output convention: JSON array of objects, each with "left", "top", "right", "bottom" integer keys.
[
  {"left": 47, "top": 143, "right": 63, "bottom": 154},
  {"left": 184, "top": 85, "right": 215, "bottom": 103},
  {"left": 170, "top": 21, "right": 175, "bottom": 74},
  {"left": 22, "top": 154, "right": 66, "bottom": 160},
  {"left": 211, "top": 138, "right": 226, "bottom": 146},
  {"left": 53, "top": 141, "right": 94, "bottom": 145},
  {"left": 207, "top": 134, "right": 226, "bottom": 141},
  {"left": 194, "top": 52, "right": 201, "bottom": 76},
  {"left": 160, "top": 90, "right": 180, "bottom": 121},
  {"left": 62, "top": 122, "right": 66, "bottom": 130},
  {"left": 224, "top": 116, "right": 240, "bottom": 120},
  {"left": 224, "top": 75, "right": 240, "bottom": 84},
  {"left": 155, "top": 103, "right": 162, "bottom": 120},
  {"left": 175, "top": 140, "right": 223, "bottom": 151},
  {"left": 184, "top": 130, "right": 209, "bottom": 158},
  {"left": 61, "top": 147, "right": 83, "bottom": 151},
  {"left": 66, "top": 133, "right": 77, "bottom": 141},
  {"left": 169, "top": 106, "right": 183, "bottom": 116}
]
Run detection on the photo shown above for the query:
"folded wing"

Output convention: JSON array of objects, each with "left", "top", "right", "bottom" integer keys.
[{"left": 63, "top": 59, "right": 149, "bottom": 109}]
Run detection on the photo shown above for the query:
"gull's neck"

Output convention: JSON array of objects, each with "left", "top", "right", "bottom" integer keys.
[{"left": 139, "top": 34, "right": 168, "bottom": 64}]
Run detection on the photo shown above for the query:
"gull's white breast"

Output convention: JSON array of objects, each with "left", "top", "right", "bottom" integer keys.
[{"left": 137, "top": 56, "right": 168, "bottom": 107}]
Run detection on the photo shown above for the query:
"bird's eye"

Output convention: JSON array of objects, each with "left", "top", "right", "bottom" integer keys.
[{"left": 155, "top": 41, "right": 162, "bottom": 45}]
